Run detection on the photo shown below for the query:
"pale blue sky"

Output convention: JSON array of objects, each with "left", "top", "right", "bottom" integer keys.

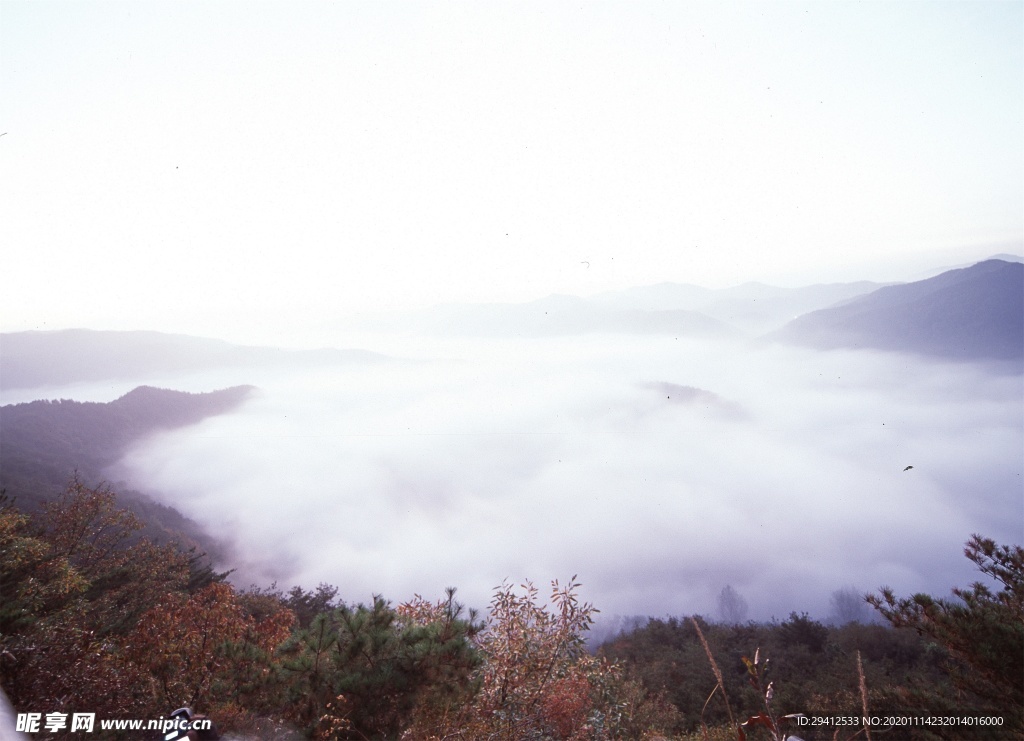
[{"left": 1, "top": 1, "right": 1021, "bottom": 343}]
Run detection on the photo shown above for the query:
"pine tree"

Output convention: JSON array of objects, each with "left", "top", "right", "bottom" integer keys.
[{"left": 868, "top": 535, "right": 1024, "bottom": 731}]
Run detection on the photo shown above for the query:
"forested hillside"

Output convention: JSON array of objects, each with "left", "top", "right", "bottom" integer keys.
[
  {"left": 0, "top": 385, "right": 253, "bottom": 552},
  {"left": 1, "top": 386, "right": 254, "bottom": 487},
  {"left": 2, "top": 482, "right": 1020, "bottom": 740}
]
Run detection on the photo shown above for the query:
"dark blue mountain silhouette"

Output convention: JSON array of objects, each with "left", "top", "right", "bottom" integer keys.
[{"left": 775, "top": 259, "right": 1023, "bottom": 361}]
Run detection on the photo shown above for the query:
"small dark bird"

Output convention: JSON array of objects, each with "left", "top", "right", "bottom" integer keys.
[{"left": 903, "top": 465, "right": 914, "bottom": 472}]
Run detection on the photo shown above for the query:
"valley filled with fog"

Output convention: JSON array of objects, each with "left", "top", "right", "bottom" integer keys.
[{"left": 75, "top": 329, "right": 1023, "bottom": 622}]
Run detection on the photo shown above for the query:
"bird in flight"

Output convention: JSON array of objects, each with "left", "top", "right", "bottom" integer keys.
[{"left": 903, "top": 465, "right": 914, "bottom": 472}]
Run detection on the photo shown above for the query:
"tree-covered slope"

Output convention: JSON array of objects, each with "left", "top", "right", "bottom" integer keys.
[{"left": 0, "top": 385, "right": 254, "bottom": 550}]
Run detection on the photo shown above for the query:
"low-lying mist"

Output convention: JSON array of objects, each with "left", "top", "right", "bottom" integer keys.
[{"left": 111, "top": 333, "right": 1023, "bottom": 621}]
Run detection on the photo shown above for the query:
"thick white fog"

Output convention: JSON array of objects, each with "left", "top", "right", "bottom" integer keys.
[{"left": 109, "top": 334, "right": 1023, "bottom": 621}]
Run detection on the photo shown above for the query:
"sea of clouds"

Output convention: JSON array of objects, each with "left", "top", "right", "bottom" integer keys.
[{"left": 103, "top": 332, "right": 1022, "bottom": 622}]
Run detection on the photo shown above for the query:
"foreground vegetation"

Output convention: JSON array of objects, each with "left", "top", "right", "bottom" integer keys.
[{"left": 1, "top": 480, "right": 1021, "bottom": 739}]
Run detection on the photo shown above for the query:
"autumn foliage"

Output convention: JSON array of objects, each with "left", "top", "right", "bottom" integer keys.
[
  {"left": 2, "top": 481, "right": 1021, "bottom": 740},
  {"left": 1, "top": 481, "right": 670, "bottom": 739}
]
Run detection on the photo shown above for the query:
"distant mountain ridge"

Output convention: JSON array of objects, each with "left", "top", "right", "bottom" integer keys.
[
  {"left": 774, "top": 259, "right": 1024, "bottom": 361},
  {"left": 590, "top": 279, "right": 886, "bottom": 334},
  {"left": 336, "top": 294, "right": 740, "bottom": 338},
  {"left": 0, "top": 329, "right": 387, "bottom": 390},
  {"left": 340, "top": 279, "right": 887, "bottom": 337},
  {"left": 4, "top": 259, "right": 1018, "bottom": 382}
]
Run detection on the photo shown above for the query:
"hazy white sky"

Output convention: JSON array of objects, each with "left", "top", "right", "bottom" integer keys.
[{"left": 2, "top": 1, "right": 1021, "bottom": 342}]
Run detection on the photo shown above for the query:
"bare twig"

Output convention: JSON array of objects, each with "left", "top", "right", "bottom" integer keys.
[
  {"left": 857, "top": 650, "right": 872, "bottom": 741},
  {"left": 691, "top": 617, "right": 735, "bottom": 728}
]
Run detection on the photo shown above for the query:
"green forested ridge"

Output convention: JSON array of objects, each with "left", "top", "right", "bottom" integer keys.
[
  {"left": 0, "top": 385, "right": 253, "bottom": 552},
  {"left": 0, "top": 385, "right": 255, "bottom": 492}
]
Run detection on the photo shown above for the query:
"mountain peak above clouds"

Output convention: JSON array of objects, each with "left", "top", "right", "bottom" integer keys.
[{"left": 774, "top": 259, "right": 1024, "bottom": 361}]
